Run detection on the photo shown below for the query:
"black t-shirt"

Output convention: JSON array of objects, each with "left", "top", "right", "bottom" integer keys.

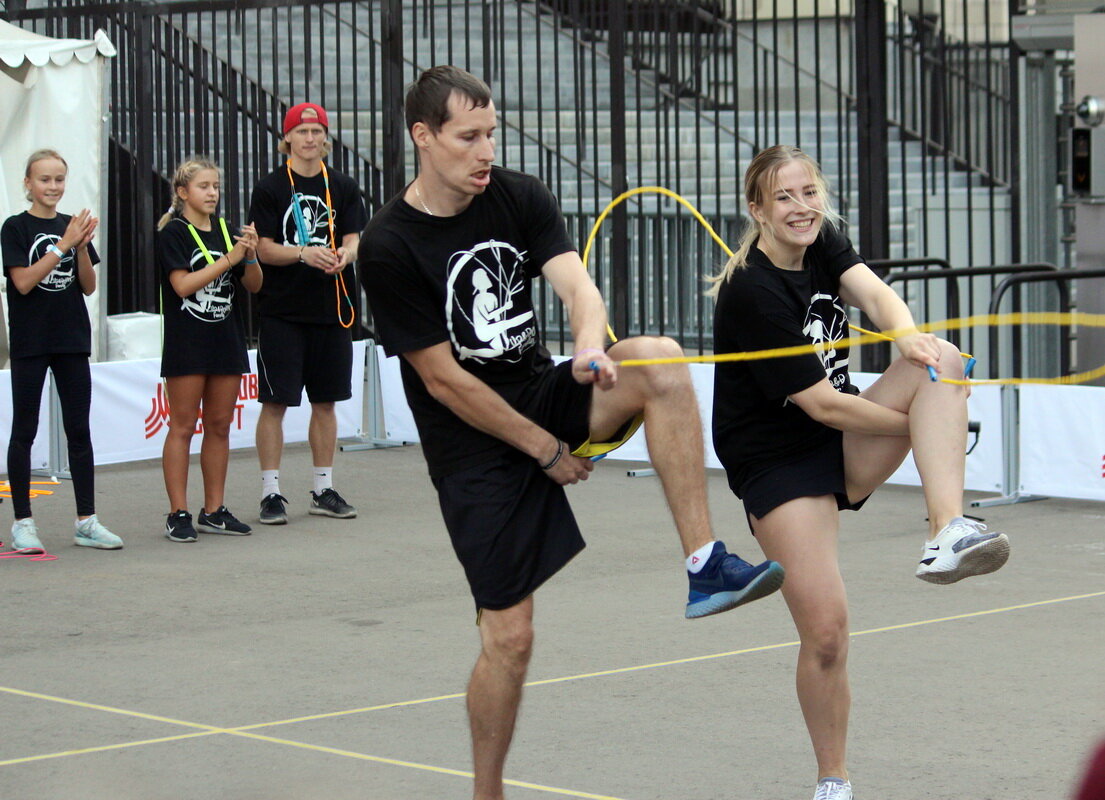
[
  {"left": 711, "top": 225, "right": 863, "bottom": 491},
  {"left": 2, "top": 211, "right": 98, "bottom": 359},
  {"left": 248, "top": 164, "right": 367, "bottom": 324},
  {"left": 360, "top": 166, "right": 576, "bottom": 478},
  {"left": 157, "top": 215, "right": 249, "bottom": 377}
]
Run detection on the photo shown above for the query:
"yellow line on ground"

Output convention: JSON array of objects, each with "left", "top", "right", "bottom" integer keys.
[
  {"left": 1, "top": 589, "right": 1100, "bottom": 792},
  {"left": 0, "top": 685, "right": 226, "bottom": 731},
  {"left": 228, "top": 731, "right": 631, "bottom": 800},
  {"left": 0, "top": 731, "right": 220, "bottom": 767},
  {"left": 231, "top": 690, "right": 468, "bottom": 731}
]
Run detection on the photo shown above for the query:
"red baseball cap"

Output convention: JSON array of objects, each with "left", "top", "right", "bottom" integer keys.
[{"left": 283, "top": 102, "right": 329, "bottom": 135}]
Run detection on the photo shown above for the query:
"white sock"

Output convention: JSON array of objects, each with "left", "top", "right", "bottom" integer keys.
[
  {"left": 313, "top": 467, "right": 333, "bottom": 495},
  {"left": 686, "top": 541, "right": 717, "bottom": 573},
  {"left": 262, "top": 470, "right": 280, "bottom": 499}
]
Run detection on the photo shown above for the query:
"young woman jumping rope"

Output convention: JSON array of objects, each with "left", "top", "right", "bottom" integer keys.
[{"left": 709, "top": 145, "right": 1011, "bottom": 800}]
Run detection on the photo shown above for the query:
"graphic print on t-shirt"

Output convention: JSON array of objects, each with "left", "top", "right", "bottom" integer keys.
[
  {"left": 445, "top": 240, "right": 536, "bottom": 363},
  {"left": 281, "top": 194, "right": 332, "bottom": 247},
  {"left": 803, "top": 291, "right": 850, "bottom": 389},
  {"left": 180, "top": 246, "right": 234, "bottom": 322},
  {"left": 29, "top": 233, "right": 75, "bottom": 292}
]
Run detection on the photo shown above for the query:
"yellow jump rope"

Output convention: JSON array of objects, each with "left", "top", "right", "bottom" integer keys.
[{"left": 581, "top": 186, "right": 1105, "bottom": 387}]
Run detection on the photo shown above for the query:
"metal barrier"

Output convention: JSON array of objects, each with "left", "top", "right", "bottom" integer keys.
[
  {"left": 6, "top": 0, "right": 1020, "bottom": 354},
  {"left": 972, "top": 268, "right": 1105, "bottom": 507}
]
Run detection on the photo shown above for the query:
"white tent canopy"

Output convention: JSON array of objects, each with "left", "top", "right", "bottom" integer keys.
[{"left": 0, "top": 20, "right": 114, "bottom": 365}]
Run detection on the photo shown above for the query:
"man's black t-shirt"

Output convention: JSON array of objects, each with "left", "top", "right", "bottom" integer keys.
[
  {"left": 711, "top": 225, "right": 863, "bottom": 491},
  {"left": 1, "top": 211, "right": 98, "bottom": 359},
  {"left": 360, "top": 166, "right": 576, "bottom": 478},
  {"left": 248, "top": 164, "right": 367, "bottom": 324},
  {"left": 157, "top": 215, "right": 249, "bottom": 377}
]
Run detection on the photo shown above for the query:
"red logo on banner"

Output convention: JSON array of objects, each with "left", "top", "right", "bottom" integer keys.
[
  {"left": 144, "top": 374, "right": 259, "bottom": 439},
  {"left": 1101, "top": 454, "right": 1104, "bottom": 479}
]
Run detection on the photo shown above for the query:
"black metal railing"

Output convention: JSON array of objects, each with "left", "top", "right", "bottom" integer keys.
[{"left": 6, "top": 0, "right": 1019, "bottom": 356}]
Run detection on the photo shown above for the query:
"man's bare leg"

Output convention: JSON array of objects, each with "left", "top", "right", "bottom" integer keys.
[
  {"left": 469, "top": 597, "right": 534, "bottom": 800},
  {"left": 589, "top": 336, "right": 713, "bottom": 556}
]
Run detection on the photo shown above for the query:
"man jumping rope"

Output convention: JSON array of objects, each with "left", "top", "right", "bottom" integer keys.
[{"left": 360, "top": 66, "right": 785, "bottom": 800}]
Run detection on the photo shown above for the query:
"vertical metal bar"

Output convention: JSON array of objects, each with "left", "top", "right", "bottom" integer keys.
[
  {"left": 609, "top": 0, "right": 628, "bottom": 339},
  {"left": 135, "top": 9, "right": 157, "bottom": 312},
  {"left": 382, "top": 0, "right": 405, "bottom": 201},
  {"left": 855, "top": 0, "right": 890, "bottom": 261}
]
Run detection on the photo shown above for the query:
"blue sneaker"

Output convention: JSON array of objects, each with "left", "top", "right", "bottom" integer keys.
[{"left": 685, "top": 541, "right": 785, "bottom": 619}]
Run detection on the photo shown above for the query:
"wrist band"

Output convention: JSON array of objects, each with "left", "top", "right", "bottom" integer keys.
[
  {"left": 243, "top": 258, "right": 257, "bottom": 265},
  {"left": 298, "top": 246, "right": 305, "bottom": 263},
  {"left": 46, "top": 244, "right": 65, "bottom": 259},
  {"left": 573, "top": 347, "right": 605, "bottom": 360},
  {"left": 540, "top": 439, "right": 564, "bottom": 471}
]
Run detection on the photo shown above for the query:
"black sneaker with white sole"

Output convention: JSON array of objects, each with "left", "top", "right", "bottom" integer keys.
[
  {"left": 165, "top": 510, "right": 198, "bottom": 543},
  {"left": 197, "top": 506, "right": 252, "bottom": 535},
  {"left": 259, "top": 493, "right": 289, "bottom": 525},
  {"left": 309, "top": 488, "right": 357, "bottom": 519}
]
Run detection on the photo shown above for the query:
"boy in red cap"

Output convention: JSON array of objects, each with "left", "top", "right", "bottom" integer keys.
[{"left": 247, "top": 102, "right": 368, "bottom": 525}]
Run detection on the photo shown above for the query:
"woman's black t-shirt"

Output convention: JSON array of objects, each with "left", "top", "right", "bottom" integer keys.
[
  {"left": 1, "top": 211, "right": 98, "bottom": 359},
  {"left": 248, "top": 165, "right": 367, "bottom": 324},
  {"left": 157, "top": 215, "right": 249, "bottom": 377},
  {"left": 360, "top": 166, "right": 576, "bottom": 478},
  {"left": 711, "top": 225, "right": 863, "bottom": 492}
]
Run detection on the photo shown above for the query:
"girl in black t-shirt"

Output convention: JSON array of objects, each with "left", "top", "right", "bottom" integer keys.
[
  {"left": 156, "top": 157, "right": 261, "bottom": 543},
  {"left": 2, "top": 149, "right": 122, "bottom": 553},
  {"left": 709, "top": 146, "right": 1011, "bottom": 800}
]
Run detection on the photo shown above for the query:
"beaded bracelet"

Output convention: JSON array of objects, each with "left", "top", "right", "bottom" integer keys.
[{"left": 540, "top": 439, "right": 564, "bottom": 470}]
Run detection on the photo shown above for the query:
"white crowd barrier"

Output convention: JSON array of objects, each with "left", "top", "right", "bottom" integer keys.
[{"left": 0, "top": 342, "right": 366, "bottom": 473}]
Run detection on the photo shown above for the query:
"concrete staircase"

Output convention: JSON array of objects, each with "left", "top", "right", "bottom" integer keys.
[{"left": 188, "top": 0, "right": 1008, "bottom": 262}]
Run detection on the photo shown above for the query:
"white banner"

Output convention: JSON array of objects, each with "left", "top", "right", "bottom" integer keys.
[
  {"left": 90, "top": 343, "right": 365, "bottom": 466},
  {"left": 1020, "top": 384, "right": 1105, "bottom": 501},
  {"left": 850, "top": 372, "right": 1003, "bottom": 492},
  {"left": 0, "top": 367, "right": 53, "bottom": 473},
  {"left": 378, "top": 354, "right": 1003, "bottom": 489}
]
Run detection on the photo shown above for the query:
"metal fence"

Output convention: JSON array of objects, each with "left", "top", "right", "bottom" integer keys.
[{"left": 7, "top": 0, "right": 1020, "bottom": 355}]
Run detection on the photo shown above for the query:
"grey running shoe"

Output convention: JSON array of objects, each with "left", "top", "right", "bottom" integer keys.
[
  {"left": 309, "top": 488, "right": 356, "bottom": 519},
  {"left": 74, "top": 515, "right": 123, "bottom": 549},
  {"left": 259, "top": 493, "right": 289, "bottom": 525},
  {"left": 916, "top": 517, "right": 1010, "bottom": 584},
  {"left": 197, "top": 506, "right": 252, "bottom": 535}
]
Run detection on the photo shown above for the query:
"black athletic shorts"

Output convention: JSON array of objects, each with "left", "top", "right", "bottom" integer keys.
[
  {"left": 431, "top": 360, "right": 615, "bottom": 611},
  {"left": 737, "top": 431, "right": 868, "bottom": 533},
  {"left": 256, "top": 317, "right": 353, "bottom": 406}
]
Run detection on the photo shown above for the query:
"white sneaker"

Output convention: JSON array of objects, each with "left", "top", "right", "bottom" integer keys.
[
  {"left": 11, "top": 518, "right": 45, "bottom": 553},
  {"left": 915, "top": 517, "right": 1009, "bottom": 584},
  {"left": 813, "top": 777, "right": 853, "bottom": 800},
  {"left": 74, "top": 515, "right": 124, "bottom": 550}
]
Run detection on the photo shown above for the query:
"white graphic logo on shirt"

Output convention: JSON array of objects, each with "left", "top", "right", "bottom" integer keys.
[
  {"left": 281, "top": 194, "right": 332, "bottom": 246},
  {"left": 445, "top": 240, "right": 536, "bottom": 363},
  {"left": 180, "top": 247, "right": 234, "bottom": 322},
  {"left": 30, "top": 233, "right": 75, "bottom": 292},
  {"left": 803, "top": 292, "right": 850, "bottom": 389}
]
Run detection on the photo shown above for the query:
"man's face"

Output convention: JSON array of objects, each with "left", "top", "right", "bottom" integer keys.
[
  {"left": 421, "top": 93, "right": 496, "bottom": 198},
  {"left": 285, "top": 120, "right": 327, "bottom": 162}
]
